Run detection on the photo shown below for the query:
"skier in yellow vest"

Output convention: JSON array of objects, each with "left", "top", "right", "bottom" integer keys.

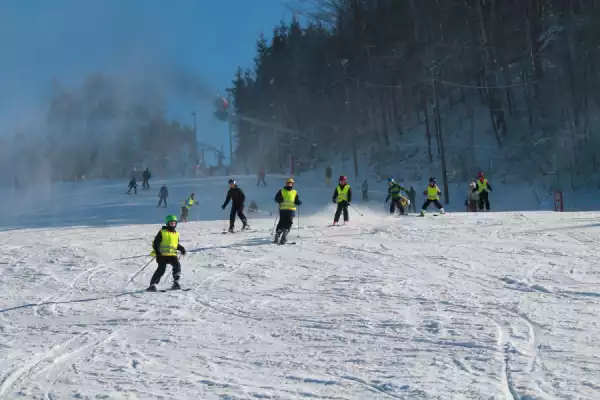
[
  {"left": 332, "top": 175, "right": 352, "bottom": 225},
  {"left": 147, "top": 214, "right": 187, "bottom": 291},
  {"left": 476, "top": 171, "right": 492, "bottom": 211},
  {"left": 419, "top": 177, "right": 445, "bottom": 216},
  {"left": 180, "top": 193, "right": 198, "bottom": 222},
  {"left": 274, "top": 178, "right": 302, "bottom": 244}
]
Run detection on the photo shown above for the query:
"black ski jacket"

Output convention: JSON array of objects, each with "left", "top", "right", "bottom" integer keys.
[{"left": 222, "top": 186, "right": 246, "bottom": 208}]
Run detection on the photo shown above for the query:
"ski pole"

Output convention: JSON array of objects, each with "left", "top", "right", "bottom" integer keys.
[
  {"left": 297, "top": 206, "right": 300, "bottom": 238},
  {"left": 271, "top": 211, "right": 279, "bottom": 235},
  {"left": 349, "top": 204, "right": 364, "bottom": 217},
  {"left": 126, "top": 257, "right": 155, "bottom": 286}
]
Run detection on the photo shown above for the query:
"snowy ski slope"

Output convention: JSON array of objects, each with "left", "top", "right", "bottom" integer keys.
[{"left": 1, "top": 176, "right": 599, "bottom": 399}]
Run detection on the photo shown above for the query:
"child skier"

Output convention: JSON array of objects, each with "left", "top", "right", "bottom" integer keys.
[
  {"left": 274, "top": 178, "right": 302, "bottom": 244},
  {"left": 127, "top": 177, "right": 137, "bottom": 195},
  {"left": 465, "top": 181, "right": 479, "bottom": 212},
  {"left": 385, "top": 177, "right": 409, "bottom": 215},
  {"left": 361, "top": 180, "right": 369, "bottom": 201},
  {"left": 221, "top": 179, "right": 249, "bottom": 232},
  {"left": 180, "top": 193, "right": 198, "bottom": 222},
  {"left": 419, "top": 177, "right": 445, "bottom": 216},
  {"left": 147, "top": 214, "right": 186, "bottom": 291},
  {"left": 332, "top": 175, "right": 352, "bottom": 225},
  {"left": 475, "top": 171, "right": 492, "bottom": 211}
]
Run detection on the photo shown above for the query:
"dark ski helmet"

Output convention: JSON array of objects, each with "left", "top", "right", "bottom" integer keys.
[
  {"left": 228, "top": 179, "right": 236, "bottom": 185},
  {"left": 429, "top": 176, "right": 436, "bottom": 183}
]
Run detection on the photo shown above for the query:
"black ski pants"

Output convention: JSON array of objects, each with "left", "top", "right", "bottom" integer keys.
[
  {"left": 334, "top": 202, "right": 349, "bottom": 223},
  {"left": 157, "top": 196, "right": 167, "bottom": 207},
  {"left": 421, "top": 199, "right": 443, "bottom": 211},
  {"left": 128, "top": 185, "right": 137, "bottom": 194},
  {"left": 276, "top": 210, "right": 294, "bottom": 232},
  {"left": 180, "top": 206, "right": 189, "bottom": 222},
  {"left": 362, "top": 190, "right": 368, "bottom": 201},
  {"left": 390, "top": 198, "right": 405, "bottom": 214},
  {"left": 478, "top": 191, "right": 490, "bottom": 211},
  {"left": 143, "top": 178, "right": 150, "bottom": 189},
  {"left": 256, "top": 177, "right": 267, "bottom": 187},
  {"left": 230, "top": 205, "right": 247, "bottom": 229},
  {"left": 150, "top": 255, "right": 181, "bottom": 285}
]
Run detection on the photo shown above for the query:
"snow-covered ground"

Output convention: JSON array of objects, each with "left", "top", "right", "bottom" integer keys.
[{"left": 1, "top": 176, "right": 599, "bottom": 399}]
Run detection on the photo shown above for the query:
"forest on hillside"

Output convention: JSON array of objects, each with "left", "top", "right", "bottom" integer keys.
[{"left": 230, "top": 0, "right": 600, "bottom": 189}]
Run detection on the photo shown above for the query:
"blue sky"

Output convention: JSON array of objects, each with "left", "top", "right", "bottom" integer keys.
[{"left": 0, "top": 0, "right": 298, "bottom": 164}]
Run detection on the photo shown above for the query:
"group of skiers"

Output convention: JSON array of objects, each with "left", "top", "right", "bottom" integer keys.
[
  {"left": 127, "top": 168, "right": 153, "bottom": 195},
  {"left": 144, "top": 172, "right": 493, "bottom": 291}
]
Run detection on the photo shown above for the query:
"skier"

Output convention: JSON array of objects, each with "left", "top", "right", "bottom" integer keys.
[
  {"left": 476, "top": 171, "right": 492, "bottom": 211},
  {"left": 465, "top": 181, "right": 479, "bottom": 212},
  {"left": 361, "top": 179, "right": 369, "bottom": 201},
  {"left": 332, "top": 175, "right": 352, "bottom": 225},
  {"left": 142, "top": 168, "right": 152, "bottom": 189},
  {"left": 325, "top": 165, "right": 332, "bottom": 187},
  {"left": 221, "top": 179, "right": 249, "bottom": 232},
  {"left": 408, "top": 186, "right": 417, "bottom": 213},
  {"left": 180, "top": 193, "right": 198, "bottom": 222},
  {"left": 157, "top": 184, "right": 168, "bottom": 208},
  {"left": 419, "top": 177, "right": 445, "bottom": 216},
  {"left": 257, "top": 167, "right": 267, "bottom": 187},
  {"left": 147, "top": 214, "right": 186, "bottom": 291},
  {"left": 127, "top": 177, "right": 137, "bottom": 195},
  {"left": 385, "top": 177, "right": 409, "bottom": 215},
  {"left": 273, "top": 178, "right": 302, "bottom": 244}
]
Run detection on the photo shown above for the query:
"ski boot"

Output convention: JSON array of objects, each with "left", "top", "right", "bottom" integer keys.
[
  {"left": 228, "top": 227, "right": 234, "bottom": 233},
  {"left": 171, "top": 280, "right": 181, "bottom": 290},
  {"left": 241, "top": 222, "right": 250, "bottom": 231},
  {"left": 279, "top": 229, "right": 289, "bottom": 244},
  {"left": 146, "top": 283, "right": 158, "bottom": 292},
  {"left": 274, "top": 229, "right": 283, "bottom": 244}
]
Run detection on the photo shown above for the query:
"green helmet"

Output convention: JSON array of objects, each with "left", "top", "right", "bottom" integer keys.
[{"left": 165, "top": 214, "right": 177, "bottom": 224}]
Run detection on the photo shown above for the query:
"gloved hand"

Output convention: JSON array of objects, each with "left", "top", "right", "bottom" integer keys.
[
  {"left": 297, "top": 200, "right": 303, "bottom": 206},
  {"left": 180, "top": 247, "right": 187, "bottom": 256},
  {"left": 155, "top": 251, "right": 161, "bottom": 258},
  {"left": 346, "top": 202, "right": 351, "bottom": 206},
  {"left": 221, "top": 205, "right": 226, "bottom": 210}
]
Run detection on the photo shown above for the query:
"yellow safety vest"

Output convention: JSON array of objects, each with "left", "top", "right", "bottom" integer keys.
[
  {"left": 280, "top": 189, "right": 297, "bottom": 211},
  {"left": 476, "top": 179, "right": 489, "bottom": 193},
  {"left": 183, "top": 197, "right": 195, "bottom": 209},
  {"left": 159, "top": 229, "right": 179, "bottom": 256},
  {"left": 336, "top": 185, "right": 350, "bottom": 202},
  {"left": 427, "top": 185, "right": 440, "bottom": 200}
]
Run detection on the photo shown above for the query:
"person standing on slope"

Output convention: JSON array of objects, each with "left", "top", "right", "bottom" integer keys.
[
  {"left": 332, "top": 175, "right": 352, "bottom": 225},
  {"left": 385, "top": 177, "right": 409, "bottom": 215},
  {"left": 325, "top": 165, "right": 332, "bottom": 187},
  {"left": 257, "top": 167, "right": 267, "bottom": 187},
  {"left": 180, "top": 193, "right": 198, "bottom": 222},
  {"left": 157, "top": 184, "right": 168, "bottom": 208},
  {"left": 274, "top": 178, "right": 302, "bottom": 244},
  {"left": 147, "top": 214, "right": 186, "bottom": 291},
  {"left": 221, "top": 179, "right": 249, "bottom": 232},
  {"left": 361, "top": 179, "right": 369, "bottom": 201},
  {"left": 465, "top": 181, "right": 479, "bottom": 212},
  {"left": 142, "top": 168, "right": 152, "bottom": 189},
  {"left": 475, "top": 171, "right": 492, "bottom": 211},
  {"left": 419, "top": 177, "right": 445, "bottom": 216}
]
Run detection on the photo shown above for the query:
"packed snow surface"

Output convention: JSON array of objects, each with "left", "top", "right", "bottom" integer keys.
[{"left": 1, "top": 177, "right": 599, "bottom": 399}]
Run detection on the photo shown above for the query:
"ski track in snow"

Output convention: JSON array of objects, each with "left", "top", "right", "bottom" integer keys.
[{"left": 1, "top": 180, "right": 600, "bottom": 399}]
